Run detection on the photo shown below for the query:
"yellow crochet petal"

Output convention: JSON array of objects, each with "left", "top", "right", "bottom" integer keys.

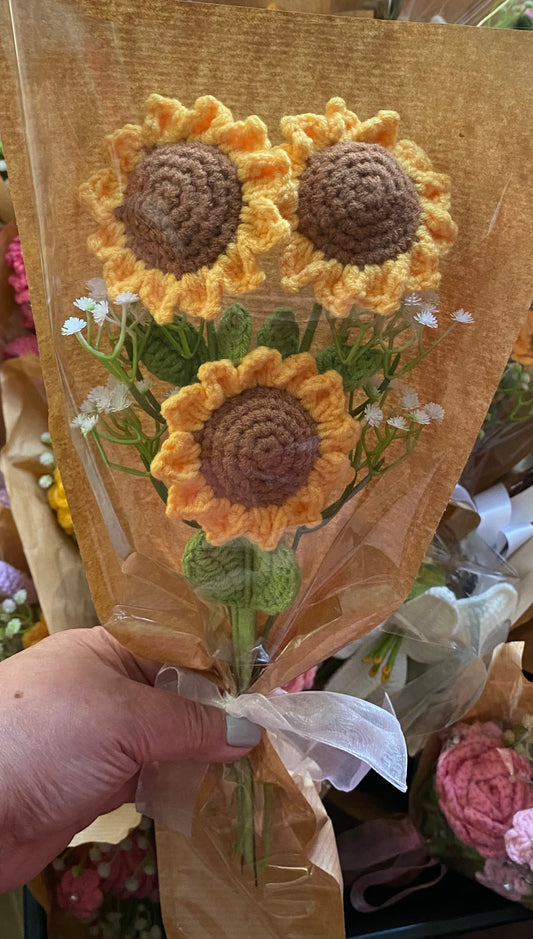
[
  {"left": 275, "top": 352, "right": 318, "bottom": 392},
  {"left": 191, "top": 95, "right": 234, "bottom": 139},
  {"left": 295, "top": 371, "right": 345, "bottom": 419},
  {"left": 240, "top": 200, "right": 290, "bottom": 251},
  {"left": 162, "top": 384, "right": 211, "bottom": 433},
  {"left": 356, "top": 110, "right": 400, "bottom": 147},
  {"left": 88, "top": 220, "right": 127, "bottom": 259},
  {"left": 79, "top": 170, "right": 123, "bottom": 222},
  {"left": 237, "top": 347, "right": 283, "bottom": 388},
  {"left": 166, "top": 477, "right": 216, "bottom": 516},
  {"left": 151, "top": 434, "right": 201, "bottom": 485},
  {"left": 142, "top": 94, "right": 193, "bottom": 146},
  {"left": 325, "top": 97, "right": 362, "bottom": 137},
  {"left": 215, "top": 115, "right": 270, "bottom": 155},
  {"left": 393, "top": 138, "right": 433, "bottom": 173},
  {"left": 197, "top": 359, "right": 241, "bottom": 410},
  {"left": 108, "top": 123, "right": 145, "bottom": 175}
]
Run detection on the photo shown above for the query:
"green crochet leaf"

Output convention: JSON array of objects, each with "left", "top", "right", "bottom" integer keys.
[
  {"left": 140, "top": 317, "right": 207, "bottom": 385},
  {"left": 216, "top": 304, "right": 253, "bottom": 365},
  {"left": 257, "top": 308, "right": 299, "bottom": 358},
  {"left": 315, "top": 345, "right": 384, "bottom": 392},
  {"left": 182, "top": 531, "right": 301, "bottom": 614}
]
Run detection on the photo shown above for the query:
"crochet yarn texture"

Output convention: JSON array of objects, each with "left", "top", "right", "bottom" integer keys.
[
  {"left": 182, "top": 530, "right": 300, "bottom": 613},
  {"left": 151, "top": 347, "right": 358, "bottom": 549},
  {"left": 197, "top": 386, "right": 319, "bottom": 509},
  {"left": 115, "top": 142, "right": 242, "bottom": 279},
  {"left": 297, "top": 142, "right": 420, "bottom": 268}
]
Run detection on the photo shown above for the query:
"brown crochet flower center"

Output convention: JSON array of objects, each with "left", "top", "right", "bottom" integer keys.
[
  {"left": 297, "top": 142, "right": 421, "bottom": 268},
  {"left": 115, "top": 142, "right": 243, "bottom": 278},
  {"left": 197, "top": 386, "right": 320, "bottom": 509}
]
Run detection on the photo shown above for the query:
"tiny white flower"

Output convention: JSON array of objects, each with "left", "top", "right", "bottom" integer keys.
[
  {"left": 38, "top": 474, "right": 54, "bottom": 488},
  {"left": 6, "top": 618, "right": 21, "bottom": 636},
  {"left": 39, "top": 451, "right": 55, "bottom": 467},
  {"left": 62, "top": 316, "right": 86, "bottom": 336},
  {"left": 114, "top": 291, "right": 140, "bottom": 305},
  {"left": 522, "top": 714, "right": 533, "bottom": 732},
  {"left": 52, "top": 857, "right": 66, "bottom": 872},
  {"left": 87, "top": 376, "right": 130, "bottom": 414},
  {"left": 400, "top": 389, "right": 420, "bottom": 409},
  {"left": 403, "top": 293, "right": 422, "bottom": 306},
  {"left": 135, "top": 378, "right": 153, "bottom": 395},
  {"left": 409, "top": 409, "right": 431, "bottom": 425},
  {"left": 1, "top": 599, "right": 16, "bottom": 613},
  {"left": 521, "top": 374, "right": 531, "bottom": 389},
  {"left": 424, "top": 402, "right": 445, "bottom": 424},
  {"left": 97, "top": 861, "right": 111, "bottom": 878},
  {"left": 451, "top": 308, "right": 474, "bottom": 324},
  {"left": 420, "top": 302, "right": 438, "bottom": 315},
  {"left": 503, "top": 729, "right": 516, "bottom": 745},
  {"left": 125, "top": 876, "right": 139, "bottom": 893},
  {"left": 13, "top": 590, "right": 27, "bottom": 605},
  {"left": 387, "top": 416, "right": 409, "bottom": 431},
  {"left": 364, "top": 403, "right": 383, "bottom": 427},
  {"left": 414, "top": 309, "right": 438, "bottom": 329},
  {"left": 73, "top": 296, "right": 95, "bottom": 313},
  {"left": 92, "top": 300, "right": 110, "bottom": 326},
  {"left": 86, "top": 277, "right": 108, "bottom": 300},
  {"left": 89, "top": 845, "right": 101, "bottom": 862},
  {"left": 40, "top": 431, "right": 52, "bottom": 446},
  {"left": 70, "top": 413, "right": 99, "bottom": 436}
]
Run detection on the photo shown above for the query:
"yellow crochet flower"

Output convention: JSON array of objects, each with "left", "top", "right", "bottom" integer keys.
[
  {"left": 279, "top": 98, "right": 457, "bottom": 317},
  {"left": 151, "top": 347, "right": 358, "bottom": 550},
  {"left": 80, "top": 95, "right": 291, "bottom": 323},
  {"left": 47, "top": 468, "right": 74, "bottom": 537}
]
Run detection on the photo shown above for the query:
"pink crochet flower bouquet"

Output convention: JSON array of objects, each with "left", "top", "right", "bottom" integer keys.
[{"left": 412, "top": 717, "right": 533, "bottom": 906}]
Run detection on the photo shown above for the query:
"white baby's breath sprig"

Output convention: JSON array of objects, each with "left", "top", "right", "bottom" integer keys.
[
  {"left": 5, "top": 618, "right": 21, "bottom": 637},
  {"left": 61, "top": 316, "right": 86, "bottom": 336},
  {"left": 364, "top": 403, "right": 383, "bottom": 427},
  {"left": 86, "top": 278, "right": 108, "bottom": 301},
  {"left": 92, "top": 300, "right": 110, "bottom": 326},
  {"left": 423, "top": 402, "right": 445, "bottom": 424},
  {"left": 83, "top": 376, "right": 131, "bottom": 415},
  {"left": 414, "top": 309, "right": 438, "bottom": 329},
  {"left": 114, "top": 292, "right": 140, "bottom": 306},
  {"left": 13, "top": 590, "right": 27, "bottom": 605},
  {"left": 39, "top": 451, "right": 55, "bottom": 468},
  {"left": 400, "top": 389, "right": 420, "bottom": 410},
  {"left": 387, "top": 416, "right": 409, "bottom": 431},
  {"left": 70, "top": 413, "right": 99, "bottom": 436},
  {"left": 409, "top": 409, "right": 431, "bottom": 425},
  {"left": 135, "top": 378, "right": 153, "bottom": 394},
  {"left": 1, "top": 598, "right": 16, "bottom": 614},
  {"left": 451, "top": 309, "right": 474, "bottom": 324},
  {"left": 403, "top": 293, "right": 422, "bottom": 306},
  {"left": 73, "top": 297, "right": 95, "bottom": 313},
  {"left": 38, "top": 474, "right": 54, "bottom": 488}
]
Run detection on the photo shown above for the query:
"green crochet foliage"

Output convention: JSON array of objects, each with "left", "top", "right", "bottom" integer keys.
[
  {"left": 182, "top": 531, "right": 300, "bottom": 614},
  {"left": 257, "top": 308, "right": 300, "bottom": 358},
  {"left": 140, "top": 317, "right": 207, "bottom": 385},
  {"left": 315, "top": 345, "right": 384, "bottom": 392},
  {"left": 216, "top": 304, "right": 253, "bottom": 365}
]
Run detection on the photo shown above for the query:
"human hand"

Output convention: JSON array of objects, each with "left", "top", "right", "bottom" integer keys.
[{"left": 0, "top": 626, "right": 253, "bottom": 890}]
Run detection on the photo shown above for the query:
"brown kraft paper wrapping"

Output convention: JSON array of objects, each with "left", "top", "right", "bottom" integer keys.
[{"left": 1, "top": 4, "right": 533, "bottom": 937}]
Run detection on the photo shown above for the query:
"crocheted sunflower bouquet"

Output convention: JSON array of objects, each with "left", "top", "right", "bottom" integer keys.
[{"left": 63, "top": 93, "right": 466, "bottom": 888}]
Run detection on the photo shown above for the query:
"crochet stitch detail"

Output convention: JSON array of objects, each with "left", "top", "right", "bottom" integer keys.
[
  {"left": 197, "top": 386, "right": 319, "bottom": 509},
  {"left": 182, "top": 530, "right": 300, "bottom": 613},
  {"left": 297, "top": 142, "right": 420, "bottom": 268},
  {"left": 115, "top": 142, "right": 243, "bottom": 279}
]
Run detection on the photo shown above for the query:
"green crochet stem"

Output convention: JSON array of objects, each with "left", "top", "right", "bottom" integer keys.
[{"left": 230, "top": 606, "right": 257, "bottom": 693}]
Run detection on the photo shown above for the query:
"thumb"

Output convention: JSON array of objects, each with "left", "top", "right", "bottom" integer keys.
[{"left": 121, "top": 681, "right": 260, "bottom": 765}]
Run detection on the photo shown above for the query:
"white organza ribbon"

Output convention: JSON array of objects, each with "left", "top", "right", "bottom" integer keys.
[
  {"left": 453, "top": 483, "right": 533, "bottom": 557},
  {"left": 138, "top": 666, "right": 408, "bottom": 835}
]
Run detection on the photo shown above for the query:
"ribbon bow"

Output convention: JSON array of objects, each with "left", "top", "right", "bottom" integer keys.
[{"left": 137, "top": 666, "right": 407, "bottom": 835}]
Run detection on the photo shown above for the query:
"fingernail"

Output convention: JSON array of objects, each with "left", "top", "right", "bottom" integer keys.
[{"left": 225, "top": 715, "right": 262, "bottom": 748}]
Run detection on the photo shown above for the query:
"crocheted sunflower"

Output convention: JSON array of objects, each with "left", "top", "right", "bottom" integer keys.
[
  {"left": 279, "top": 98, "right": 457, "bottom": 317},
  {"left": 151, "top": 347, "right": 358, "bottom": 550},
  {"left": 79, "top": 95, "right": 291, "bottom": 323}
]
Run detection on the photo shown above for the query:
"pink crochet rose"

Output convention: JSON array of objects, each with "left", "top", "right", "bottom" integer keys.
[
  {"left": 4, "top": 334, "right": 39, "bottom": 360},
  {"left": 56, "top": 868, "right": 103, "bottom": 920},
  {"left": 283, "top": 667, "right": 318, "bottom": 694},
  {"left": 476, "top": 857, "right": 532, "bottom": 903},
  {"left": 506, "top": 809, "right": 533, "bottom": 869},
  {"left": 452, "top": 722, "right": 503, "bottom": 744},
  {"left": 436, "top": 734, "right": 533, "bottom": 858}
]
